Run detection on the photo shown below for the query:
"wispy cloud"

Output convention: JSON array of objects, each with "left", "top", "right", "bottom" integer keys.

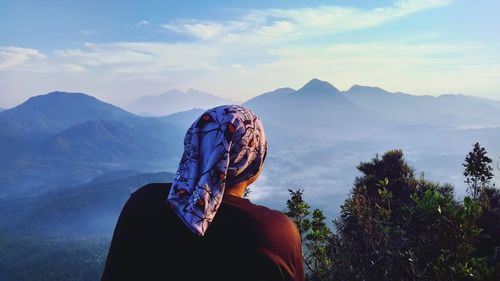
[
  {"left": 54, "top": 41, "right": 223, "bottom": 74},
  {"left": 162, "top": 21, "right": 230, "bottom": 40},
  {"left": 163, "top": 0, "right": 452, "bottom": 43},
  {"left": 0, "top": 47, "right": 46, "bottom": 70}
]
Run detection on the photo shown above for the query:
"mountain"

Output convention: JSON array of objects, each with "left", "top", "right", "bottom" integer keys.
[
  {"left": 344, "top": 85, "right": 500, "bottom": 127},
  {"left": 0, "top": 92, "right": 186, "bottom": 197},
  {"left": 127, "top": 88, "right": 234, "bottom": 116},
  {"left": 1, "top": 171, "right": 174, "bottom": 237},
  {"left": 244, "top": 79, "right": 379, "bottom": 140},
  {"left": 42, "top": 120, "right": 149, "bottom": 162},
  {"left": 294, "top": 78, "right": 342, "bottom": 96},
  {"left": 0, "top": 91, "right": 136, "bottom": 138},
  {"left": 38, "top": 118, "right": 184, "bottom": 164},
  {"left": 0, "top": 171, "right": 174, "bottom": 281},
  {"left": 161, "top": 108, "right": 205, "bottom": 128}
]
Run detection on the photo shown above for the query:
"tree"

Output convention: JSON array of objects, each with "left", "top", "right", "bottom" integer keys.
[
  {"left": 286, "top": 189, "right": 333, "bottom": 281},
  {"left": 286, "top": 189, "right": 311, "bottom": 239},
  {"left": 463, "top": 143, "right": 494, "bottom": 199},
  {"left": 331, "top": 150, "right": 494, "bottom": 280},
  {"left": 286, "top": 149, "right": 499, "bottom": 281}
]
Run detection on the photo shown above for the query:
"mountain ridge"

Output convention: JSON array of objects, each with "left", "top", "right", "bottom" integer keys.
[
  {"left": 294, "top": 78, "right": 341, "bottom": 96},
  {"left": 127, "top": 88, "right": 234, "bottom": 116},
  {"left": 0, "top": 91, "right": 136, "bottom": 137}
]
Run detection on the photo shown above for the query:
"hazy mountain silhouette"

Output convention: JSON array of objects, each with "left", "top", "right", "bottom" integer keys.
[
  {"left": 344, "top": 85, "right": 500, "bottom": 127},
  {"left": 0, "top": 145, "right": 176, "bottom": 281},
  {"left": 1, "top": 171, "right": 174, "bottom": 238},
  {"left": 31, "top": 171, "right": 174, "bottom": 237},
  {"left": 0, "top": 91, "right": 136, "bottom": 138},
  {"left": 160, "top": 107, "right": 206, "bottom": 128},
  {"left": 1, "top": 83, "right": 499, "bottom": 206},
  {"left": 2, "top": 84, "right": 500, "bottom": 200},
  {"left": 127, "top": 88, "right": 234, "bottom": 116},
  {"left": 0, "top": 92, "right": 186, "bottom": 197},
  {"left": 244, "top": 79, "right": 382, "bottom": 140}
]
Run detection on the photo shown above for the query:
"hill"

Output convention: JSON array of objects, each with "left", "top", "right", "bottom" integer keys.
[
  {"left": 0, "top": 92, "right": 185, "bottom": 198},
  {"left": 0, "top": 91, "right": 136, "bottom": 138},
  {"left": 127, "top": 88, "right": 234, "bottom": 116},
  {"left": 1, "top": 171, "right": 175, "bottom": 238},
  {"left": 244, "top": 79, "right": 382, "bottom": 140},
  {"left": 344, "top": 85, "right": 500, "bottom": 127}
]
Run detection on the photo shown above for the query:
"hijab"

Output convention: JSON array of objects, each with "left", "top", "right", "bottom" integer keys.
[{"left": 167, "top": 105, "right": 268, "bottom": 236}]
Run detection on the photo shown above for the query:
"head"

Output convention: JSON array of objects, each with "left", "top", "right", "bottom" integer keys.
[
  {"left": 225, "top": 160, "right": 264, "bottom": 197},
  {"left": 167, "top": 104, "right": 267, "bottom": 236}
]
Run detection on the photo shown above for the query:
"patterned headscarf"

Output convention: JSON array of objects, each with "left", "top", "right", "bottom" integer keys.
[{"left": 167, "top": 105, "right": 268, "bottom": 236}]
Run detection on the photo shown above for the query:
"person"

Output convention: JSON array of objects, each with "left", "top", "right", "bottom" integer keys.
[{"left": 100, "top": 104, "right": 304, "bottom": 281}]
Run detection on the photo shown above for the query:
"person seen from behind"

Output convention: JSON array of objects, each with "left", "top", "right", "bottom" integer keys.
[{"left": 101, "top": 104, "right": 305, "bottom": 281}]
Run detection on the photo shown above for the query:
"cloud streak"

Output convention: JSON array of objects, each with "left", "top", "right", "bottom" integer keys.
[
  {"left": 0, "top": 47, "right": 46, "bottom": 70},
  {"left": 163, "top": 0, "right": 452, "bottom": 43}
]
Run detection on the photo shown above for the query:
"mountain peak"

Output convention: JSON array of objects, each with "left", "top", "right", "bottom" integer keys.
[
  {"left": 158, "top": 89, "right": 184, "bottom": 96},
  {"left": 347, "top": 85, "right": 389, "bottom": 95},
  {"left": 31, "top": 91, "right": 97, "bottom": 100},
  {"left": 296, "top": 78, "right": 340, "bottom": 95},
  {"left": 0, "top": 91, "right": 134, "bottom": 136},
  {"left": 128, "top": 88, "right": 232, "bottom": 116}
]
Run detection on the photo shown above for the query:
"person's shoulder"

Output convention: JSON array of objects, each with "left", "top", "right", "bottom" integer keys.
[
  {"left": 130, "top": 182, "right": 172, "bottom": 203},
  {"left": 222, "top": 195, "right": 298, "bottom": 237},
  {"left": 249, "top": 203, "right": 303, "bottom": 278},
  {"left": 245, "top": 202, "right": 301, "bottom": 243},
  {"left": 263, "top": 208, "right": 299, "bottom": 236}
]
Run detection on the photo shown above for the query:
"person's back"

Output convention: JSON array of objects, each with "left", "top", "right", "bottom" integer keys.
[
  {"left": 101, "top": 183, "right": 304, "bottom": 281},
  {"left": 101, "top": 105, "right": 305, "bottom": 281}
]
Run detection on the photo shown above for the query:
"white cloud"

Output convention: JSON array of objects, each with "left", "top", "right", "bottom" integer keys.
[
  {"left": 59, "top": 63, "right": 87, "bottom": 72},
  {"left": 53, "top": 41, "right": 223, "bottom": 75},
  {"left": 0, "top": 47, "right": 46, "bottom": 70},
  {"left": 163, "top": 0, "right": 452, "bottom": 44},
  {"left": 162, "top": 21, "right": 230, "bottom": 40}
]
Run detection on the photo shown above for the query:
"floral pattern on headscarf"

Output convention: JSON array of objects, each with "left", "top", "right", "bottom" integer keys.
[{"left": 167, "top": 105, "right": 267, "bottom": 236}]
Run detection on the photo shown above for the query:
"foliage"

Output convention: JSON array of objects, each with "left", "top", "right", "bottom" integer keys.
[
  {"left": 286, "top": 189, "right": 333, "bottom": 281},
  {"left": 286, "top": 148, "right": 500, "bottom": 281},
  {"left": 463, "top": 142, "right": 494, "bottom": 199}
]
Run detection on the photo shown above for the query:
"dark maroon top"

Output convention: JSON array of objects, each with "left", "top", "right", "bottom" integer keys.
[{"left": 101, "top": 183, "right": 304, "bottom": 281}]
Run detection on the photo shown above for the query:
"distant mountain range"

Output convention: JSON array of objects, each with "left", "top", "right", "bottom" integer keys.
[
  {"left": 126, "top": 88, "right": 234, "bottom": 116},
  {"left": 244, "top": 79, "right": 381, "bottom": 140},
  {"left": 0, "top": 79, "right": 500, "bottom": 215},
  {"left": 343, "top": 85, "right": 500, "bottom": 128},
  {"left": 1, "top": 171, "right": 174, "bottom": 238},
  {"left": 1, "top": 80, "right": 499, "bottom": 199},
  {"left": 0, "top": 91, "right": 185, "bottom": 197},
  {"left": 245, "top": 79, "right": 500, "bottom": 136}
]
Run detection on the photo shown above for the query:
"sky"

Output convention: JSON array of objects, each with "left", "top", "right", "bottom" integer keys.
[{"left": 1, "top": 0, "right": 499, "bottom": 108}]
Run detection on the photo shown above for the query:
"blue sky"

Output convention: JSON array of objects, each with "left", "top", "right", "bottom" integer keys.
[{"left": 1, "top": 0, "right": 499, "bottom": 107}]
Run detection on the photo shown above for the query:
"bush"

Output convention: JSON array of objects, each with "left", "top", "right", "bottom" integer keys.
[{"left": 287, "top": 148, "right": 499, "bottom": 281}]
